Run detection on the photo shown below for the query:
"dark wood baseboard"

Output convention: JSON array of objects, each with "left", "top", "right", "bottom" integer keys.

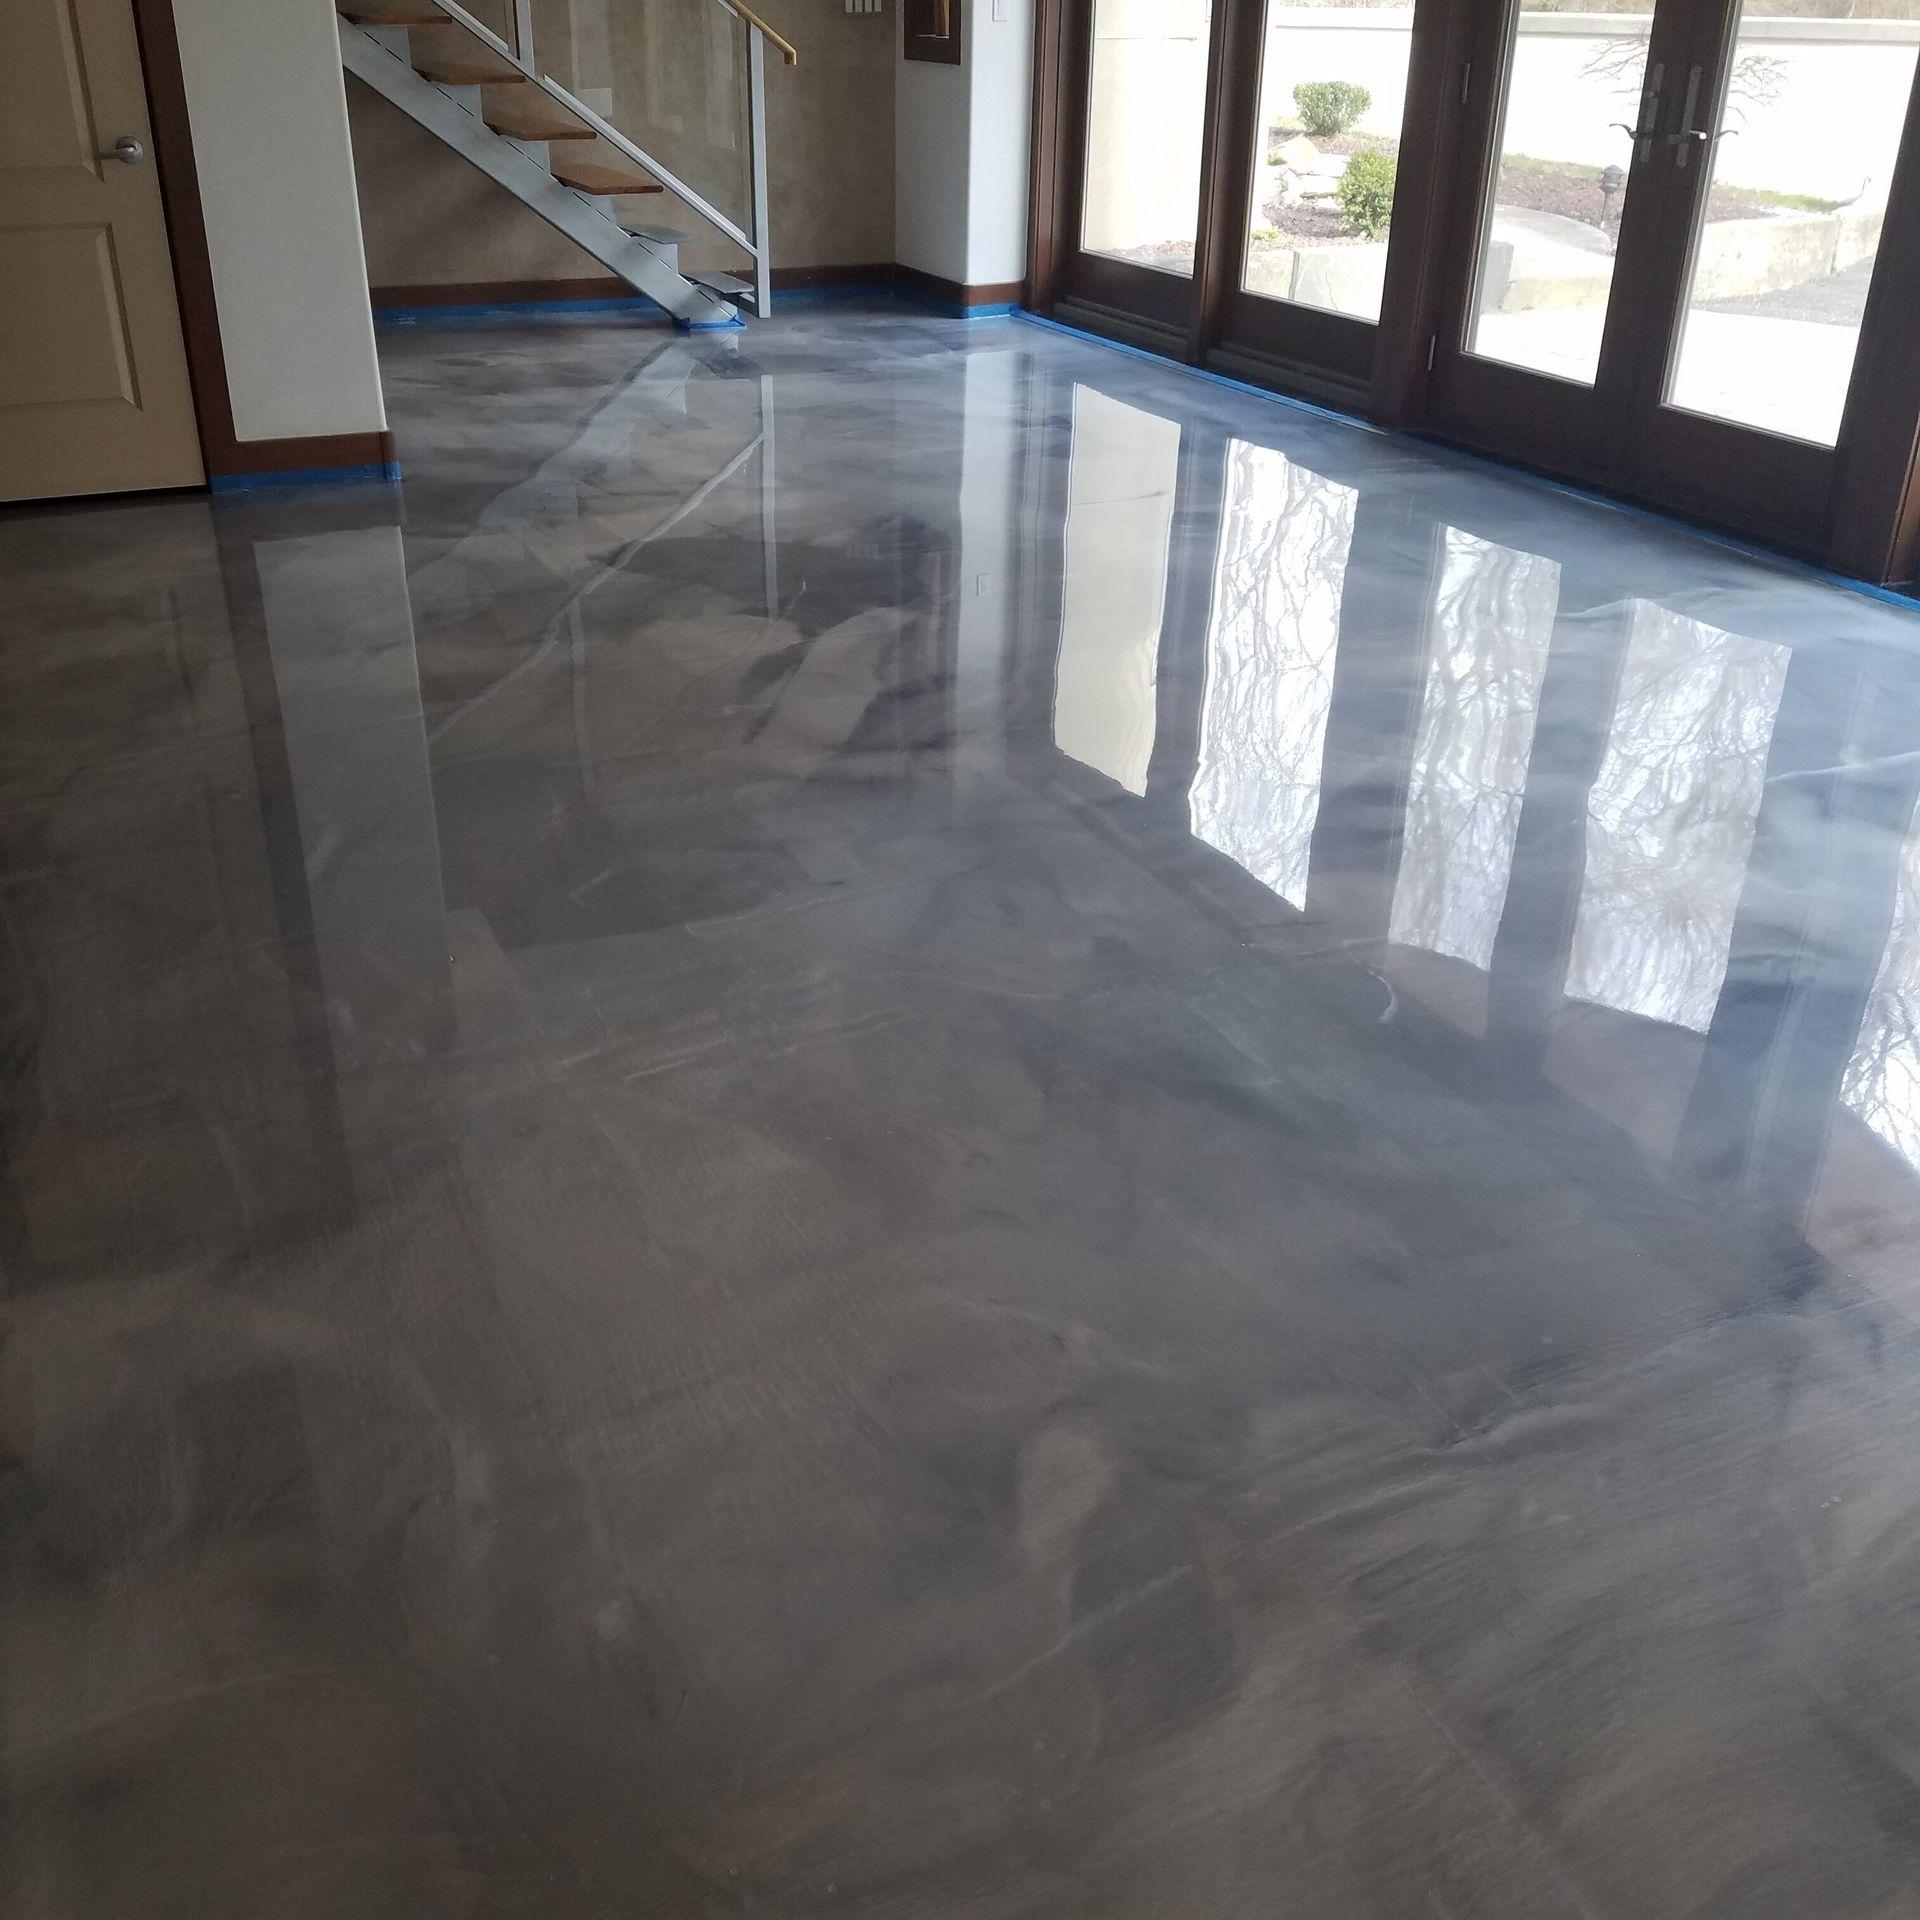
[
  {"left": 373, "top": 264, "right": 1022, "bottom": 313},
  {"left": 371, "top": 276, "right": 636, "bottom": 308},
  {"left": 894, "top": 264, "right": 1026, "bottom": 310},
  {"left": 769, "top": 262, "right": 898, "bottom": 292},
  {"left": 210, "top": 430, "right": 400, "bottom": 482}
]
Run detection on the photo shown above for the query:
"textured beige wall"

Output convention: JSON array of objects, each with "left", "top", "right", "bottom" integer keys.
[
  {"left": 348, "top": 82, "right": 613, "bottom": 291},
  {"left": 346, "top": 1, "right": 894, "bottom": 290},
  {"left": 759, "top": 0, "right": 895, "bottom": 268}
]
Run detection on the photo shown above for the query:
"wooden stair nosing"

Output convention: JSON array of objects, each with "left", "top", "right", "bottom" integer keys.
[
  {"left": 484, "top": 107, "right": 597, "bottom": 140},
  {"left": 551, "top": 158, "right": 665, "bottom": 195}
]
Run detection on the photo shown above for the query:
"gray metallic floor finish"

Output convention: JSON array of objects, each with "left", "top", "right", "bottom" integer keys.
[{"left": 7, "top": 305, "right": 1920, "bottom": 1917}]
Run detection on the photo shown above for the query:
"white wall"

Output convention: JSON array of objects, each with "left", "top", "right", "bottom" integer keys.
[
  {"left": 895, "top": 42, "right": 971, "bottom": 281},
  {"left": 173, "top": 0, "right": 387, "bottom": 443},
  {"left": 894, "top": 0, "right": 1033, "bottom": 288},
  {"left": 964, "top": 0, "right": 1033, "bottom": 285}
]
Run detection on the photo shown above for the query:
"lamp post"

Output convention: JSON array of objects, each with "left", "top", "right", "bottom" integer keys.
[{"left": 1600, "top": 163, "right": 1626, "bottom": 245}]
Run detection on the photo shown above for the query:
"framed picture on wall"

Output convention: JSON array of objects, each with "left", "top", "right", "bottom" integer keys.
[{"left": 904, "top": 0, "right": 961, "bottom": 64}]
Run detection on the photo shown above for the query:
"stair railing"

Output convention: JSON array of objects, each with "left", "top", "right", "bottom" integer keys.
[{"left": 431, "top": 0, "right": 796, "bottom": 315}]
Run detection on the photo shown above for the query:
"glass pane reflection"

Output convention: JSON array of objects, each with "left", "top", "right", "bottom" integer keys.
[
  {"left": 1189, "top": 441, "right": 1358, "bottom": 908},
  {"left": 1847, "top": 833, "right": 1920, "bottom": 1171},
  {"left": 1389, "top": 531, "right": 1559, "bottom": 969},
  {"left": 1567, "top": 607, "right": 1788, "bottom": 1031},
  {"left": 1054, "top": 388, "right": 1183, "bottom": 794}
]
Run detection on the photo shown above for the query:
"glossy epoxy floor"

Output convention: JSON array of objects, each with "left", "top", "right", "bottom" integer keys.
[{"left": 10, "top": 306, "right": 1920, "bottom": 1917}]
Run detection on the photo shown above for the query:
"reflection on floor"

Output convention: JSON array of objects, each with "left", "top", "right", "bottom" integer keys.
[{"left": 10, "top": 303, "right": 1920, "bottom": 1916}]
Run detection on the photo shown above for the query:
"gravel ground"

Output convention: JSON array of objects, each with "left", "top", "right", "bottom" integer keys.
[{"left": 1699, "top": 256, "right": 1874, "bottom": 324}]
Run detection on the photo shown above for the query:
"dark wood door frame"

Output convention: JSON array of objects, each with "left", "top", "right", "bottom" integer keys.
[
  {"left": 124, "top": 0, "right": 396, "bottom": 486},
  {"left": 1025, "top": 0, "right": 1920, "bottom": 588}
]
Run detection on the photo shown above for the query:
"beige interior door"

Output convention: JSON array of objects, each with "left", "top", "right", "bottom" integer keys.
[{"left": 1, "top": 0, "right": 204, "bottom": 502}]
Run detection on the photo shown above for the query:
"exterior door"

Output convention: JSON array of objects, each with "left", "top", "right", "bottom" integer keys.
[
  {"left": 1, "top": 0, "right": 203, "bottom": 502},
  {"left": 1424, "top": 0, "right": 1920, "bottom": 553},
  {"left": 1048, "top": 0, "right": 1224, "bottom": 353}
]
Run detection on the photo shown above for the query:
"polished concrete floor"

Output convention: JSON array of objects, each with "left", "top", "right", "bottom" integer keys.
[{"left": 9, "top": 304, "right": 1920, "bottom": 1916}]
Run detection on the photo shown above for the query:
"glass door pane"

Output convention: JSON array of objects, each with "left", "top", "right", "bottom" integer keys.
[
  {"left": 1464, "top": 5, "right": 1657, "bottom": 383},
  {"left": 1080, "top": 0, "right": 1216, "bottom": 276},
  {"left": 1664, "top": 0, "right": 1920, "bottom": 445},
  {"left": 1240, "top": 0, "right": 1417, "bottom": 322}
]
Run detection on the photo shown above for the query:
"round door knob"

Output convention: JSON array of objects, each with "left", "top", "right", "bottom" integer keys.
[{"left": 105, "top": 136, "right": 145, "bottom": 165}]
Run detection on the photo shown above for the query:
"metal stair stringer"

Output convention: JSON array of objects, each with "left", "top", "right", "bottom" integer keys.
[{"left": 339, "top": 20, "right": 737, "bottom": 329}]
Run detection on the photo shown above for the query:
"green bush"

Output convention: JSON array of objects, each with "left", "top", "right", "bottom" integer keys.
[
  {"left": 1292, "top": 80, "right": 1371, "bottom": 137},
  {"left": 1337, "top": 149, "right": 1396, "bottom": 239}
]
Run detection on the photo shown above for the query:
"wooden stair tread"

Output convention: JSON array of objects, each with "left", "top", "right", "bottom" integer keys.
[
  {"left": 551, "top": 157, "right": 663, "bottom": 195},
  {"left": 483, "top": 104, "right": 596, "bottom": 140}
]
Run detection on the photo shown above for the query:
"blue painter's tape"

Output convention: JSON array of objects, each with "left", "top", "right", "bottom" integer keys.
[
  {"left": 1011, "top": 309, "right": 1920, "bottom": 614},
  {"left": 897, "top": 292, "right": 1021, "bottom": 321},
  {"left": 210, "top": 462, "right": 403, "bottom": 493},
  {"left": 675, "top": 312, "right": 748, "bottom": 332}
]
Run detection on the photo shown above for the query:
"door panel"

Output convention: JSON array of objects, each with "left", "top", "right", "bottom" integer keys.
[
  {"left": 1079, "top": 0, "right": 1216, "bottom": 281},
  {"left": 1660, "top": 0, "right": 1920, "bottom": 448},
  {"left": 1236, "top": 0, "right": 1417, "bottom": 326},
  {"left": 0, "top": 0, "right": 202, "bottom": 502},
  {"left": 1462, "top": 14, "right": 1656, "bottom": 386}
]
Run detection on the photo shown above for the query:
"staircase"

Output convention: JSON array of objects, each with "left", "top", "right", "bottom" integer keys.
[{"left": 336, "top": 0, "right": 792, "bottom": 327}]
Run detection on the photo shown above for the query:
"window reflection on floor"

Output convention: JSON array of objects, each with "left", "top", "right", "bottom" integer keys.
[
  {"left": 1188, "top": 441, "right": 1357, "bottom": 908},
  {"left": 1567, "top": 608, "right": 1788, "bottom": 1030},
  {"left": 1389, "top": 531, "right": 1559, "bottom": 968},
  {"left": 1846, "top": 832, "right": 1920, "bottom": 1169},
  {"left": 1053, "top": 388, "right": 1183, "bottom": 794}
]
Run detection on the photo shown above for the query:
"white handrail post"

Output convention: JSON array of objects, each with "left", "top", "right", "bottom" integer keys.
[
  {"left": 512, "top": 0, "right": 535, "bottom": 70},
  {"left": 747, "top": 23, "right": 772, "bottom": 315}
]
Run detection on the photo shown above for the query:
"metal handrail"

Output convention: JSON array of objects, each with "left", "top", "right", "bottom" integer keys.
[
  {"left": 714, "top": 0, "right": 797, "bottom": 65},
  {"left": 427, "top": 0, "right": 784, "bottom": 310}
]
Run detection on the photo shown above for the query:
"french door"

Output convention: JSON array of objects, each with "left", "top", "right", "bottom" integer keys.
[
  {"left": 1030, "top": 0, "right": 1920, "bottom": 580},
  {"left": 1425, "top": 0, "right": 1920, "bottom": 551},
  {"left": 1040, "top": 0, "right": 1223, "bottom": 356}
]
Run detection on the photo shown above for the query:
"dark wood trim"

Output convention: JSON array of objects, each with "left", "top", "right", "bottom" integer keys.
[
  {"left": 129, "top": 0, "right": 238, "bottom": 471},
  {"left": 1183, "top": 0, "right": 1241, "bottom": 363},
  {"left": 770, "top": 262, "right": 899, "bottom": 291},
  {"left": 1369, "top": 0, "right": 1472, "bottom": 425},
  {"left": 1203, "top": 339, "right": 1370, "bottom": 415},
  {"left": 211, "top": 430, "right": 400, "bottom": 479},
  {"left": 1026, "top": 0, "right": 1073, "bottom": 311},
  {"left": 372, "top": 275, "right": 635, "bottom": 307},
  {"left": 1828, "top": 57, "right": 1920, "bottom": 587},
  {"left": 1050, "top": 292, "right": 1189, "bottom": 360},
  {"left": 894, "top": 264, "right": 1025, "bottom": 308}
]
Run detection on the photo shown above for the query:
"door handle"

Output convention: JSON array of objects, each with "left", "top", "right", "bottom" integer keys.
[
  {"left": 104, "top": 136, "right": 145, "bottom": 165},
  {"left": 1669, "top": 66, "right": 1710, "bottom": 168},
  {"left": 1616, "top": 62, "right": 1663, "bottom": 164}
]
